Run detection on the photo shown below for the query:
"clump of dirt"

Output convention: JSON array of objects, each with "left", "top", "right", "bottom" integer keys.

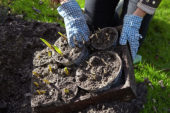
[
  {"left": 90, "top": 27, "right": 118, "bottom": 50},
  {"left": 54, "top": 37, "right": 88, "bottom": 66},
  {"left": 76, "top": 51, "right": 122, "bottom": 92}
]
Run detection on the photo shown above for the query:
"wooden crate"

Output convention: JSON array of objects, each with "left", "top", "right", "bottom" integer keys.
[{"left": 34, "top": 45, "right": 136, "bottom": 113}]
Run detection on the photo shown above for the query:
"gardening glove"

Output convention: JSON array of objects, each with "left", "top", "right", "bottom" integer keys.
[
  {"left": 119, "top": 14, "right": 143, "bottom": 60},
  {"left": 57, "top": 0, "right": 90, "bottom": 48}
]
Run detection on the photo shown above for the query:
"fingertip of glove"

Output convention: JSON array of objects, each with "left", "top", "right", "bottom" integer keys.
[
  {"left": 69, "top": 43, "right": 75, "bottom": 48},
  {"left": 119, "top": 37, "right": 127, "bottom": 45},
  {"left": 84, "top": 35, "right": 89, "bottom": 42}
]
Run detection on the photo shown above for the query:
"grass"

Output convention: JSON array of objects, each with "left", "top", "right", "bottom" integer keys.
[
  {"left": 1, "top": 0, "right": 170, "bottom": 112},
  {"left": 0, "top": 0, "right": 63, "bottom": 24},
  {"left": 137, "top": 1, "right": 170, "bottom": 112}
]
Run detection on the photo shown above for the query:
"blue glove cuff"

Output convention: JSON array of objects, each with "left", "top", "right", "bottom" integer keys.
[
  {"left": 57, "top": 0, "right": 82, "bottom": 18},
  {"left": 124, "top": 15, "right": 143, "bottom": 29}
]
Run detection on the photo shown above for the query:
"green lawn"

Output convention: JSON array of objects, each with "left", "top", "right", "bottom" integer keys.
[
  {"left": 1, "top": 0, "right": 170, "bottom": 112},
  {"left": 137, "top": 1, "right": 170, "bottom": 112}
]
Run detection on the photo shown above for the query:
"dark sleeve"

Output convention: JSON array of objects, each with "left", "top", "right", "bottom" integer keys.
[{"left": 137, "top": 0, "right": 162, "bottom": 15}]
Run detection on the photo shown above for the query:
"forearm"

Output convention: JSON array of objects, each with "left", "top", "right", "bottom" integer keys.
[
  {"left": 127, "top": 0, "right": 162, "bottom": 15},
  {"left": 133, "top": 8, "right": 146, "bottom": 17},
  {"left": 51, "top": 0, "right": 68, "bottom": 5},
  {"left": 60, "top": 0, "right": 69, "bottom": 4},
  {"left": 137, "top": 0, "right": 162, "bottom": 15}
]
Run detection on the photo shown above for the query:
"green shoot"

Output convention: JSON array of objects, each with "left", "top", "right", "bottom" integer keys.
[
  {"left": 48, "top": 65, "right": 52, "bottom": 72},
  {"left": 64, "top": 88, "right": 69, "bottom": 94},
  {"left": 37, "top": 55, "right": 41, "bottom": 59},
  {"left": 48, "top": 51, "right": 52, "bottom": 57},
  {"left": 33, "top": 82, "right": 39, "bottom": 87},
  {"left": 37, "top": 90, "right": 41, "bottom": 95},
  {"left": 40, "top": 38, "right": 64, "bottom": 56},
  {"left": 53, "top": 45, "right": 63, "bottom": 56},
  {"left": 64, "top": 67, "right": 70, "bottom": 75},
  {"left": 40, "top": 90, "right": 46, "bottom": 94},
  {"left": 36, "top": 90, "right": 46, "bottom": 95},
  {"left": 40, "top": 38, "right": 54, "bottom": 50},
  {"left": 32, "top": 71, "right": 40, "bottom": 78},
  {"left": 58, "top": 32, "right": 67, "bottom": 40},
  {"left": 43, "top": 79, "right": 50, "bottom": 84}
]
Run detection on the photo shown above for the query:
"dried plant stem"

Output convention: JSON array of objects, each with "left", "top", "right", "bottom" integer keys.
[
  {"left": 101, "top": 58, "right": 107, "bottom": 66},
  {"left": 86, "top": 61, "right": 93, "bottom": 67},
  {"left": 95, "top": 33, "right": 99, "bottom": 39}
]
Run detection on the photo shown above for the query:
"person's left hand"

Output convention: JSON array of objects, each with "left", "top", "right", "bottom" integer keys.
[{"left": 119, "top": 14, "right": 143, "bottom": 60}]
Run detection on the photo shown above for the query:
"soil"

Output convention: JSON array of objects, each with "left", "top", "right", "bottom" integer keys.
[
  {"left": 0, "top": 15, "right": 65, "bottom": 113},
  {"left": 76, "top": 51, "right": 122, "bottom": 92},
  {"left": 0, "top": 14, "right": 147, "bottom": 113},
  {"left": 90, "top": 27, "right": 118, "bottom": 50},
  {"left": 54, "top": 37, "right": 88, "bottom": 66},
  {"left": 32, "top": 48, "right": 78, "bottom": 106},
  {"left": 79, "top": 82, "right": 147, "bottom": 113},
  {"left": 60, "top": 81, "right": 78, "bottom": 103}
]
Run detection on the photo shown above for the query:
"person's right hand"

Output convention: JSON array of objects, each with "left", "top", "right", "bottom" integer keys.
[
  {"left": 57, "top": 0, "right": 90, "bottom": 48},
  {"left": 119, "top": 15, "right": 143, "bottom": 60}
]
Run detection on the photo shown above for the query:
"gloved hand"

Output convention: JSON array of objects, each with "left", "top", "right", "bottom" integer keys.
[
  {"left": 119, "top": 14, "right": 143, "bottom": 60},
  {"left": 57, "top": 0, "right": 90, "bottom": 48}
]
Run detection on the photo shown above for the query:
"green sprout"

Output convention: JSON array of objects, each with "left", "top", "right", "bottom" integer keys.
[
  {"left": 64, "top": 67, "right": 70, "bottom": 75},
  {"left": 48, "top": 51, "right": 52, "bottom": 57},
  {"left": 32, "top": 71, "right": 40, "bottom": 78},
  {"left": 64, "top": 88, "right": 69, "bottom": 94},
  {"left": 43, "top": 79, "right": 50, "bottom": 84},
  {"left": 36, "top": 90, "right": 46, "bottom": 95},
  {"left": 40, "top": 38, "right": 54, "bottom": 50},
  {"left": 48, "top": 65, "right": 52, "bottom": 72},
  {"left": 53, "top": 45, "right": 63, "bottom": 56},
  {"left": 37, "top": 55, "right": 41, "bottom": 59},
  {"left": 40, "top": 38, "right": 64, "bottom": 56},
  {"left": 33, "top": 82, "right": 39, "bottom": 87},
  {"left": 58, "top": 32, "right": 67, "bottom": 40}
]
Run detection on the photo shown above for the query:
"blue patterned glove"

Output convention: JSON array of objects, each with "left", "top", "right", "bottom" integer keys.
[
  {"left": 57, "top": 0, "right": 90, "bottom": 48},
  {"left": 119, "top": 15, "right": 143, "bottom": 60}
]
